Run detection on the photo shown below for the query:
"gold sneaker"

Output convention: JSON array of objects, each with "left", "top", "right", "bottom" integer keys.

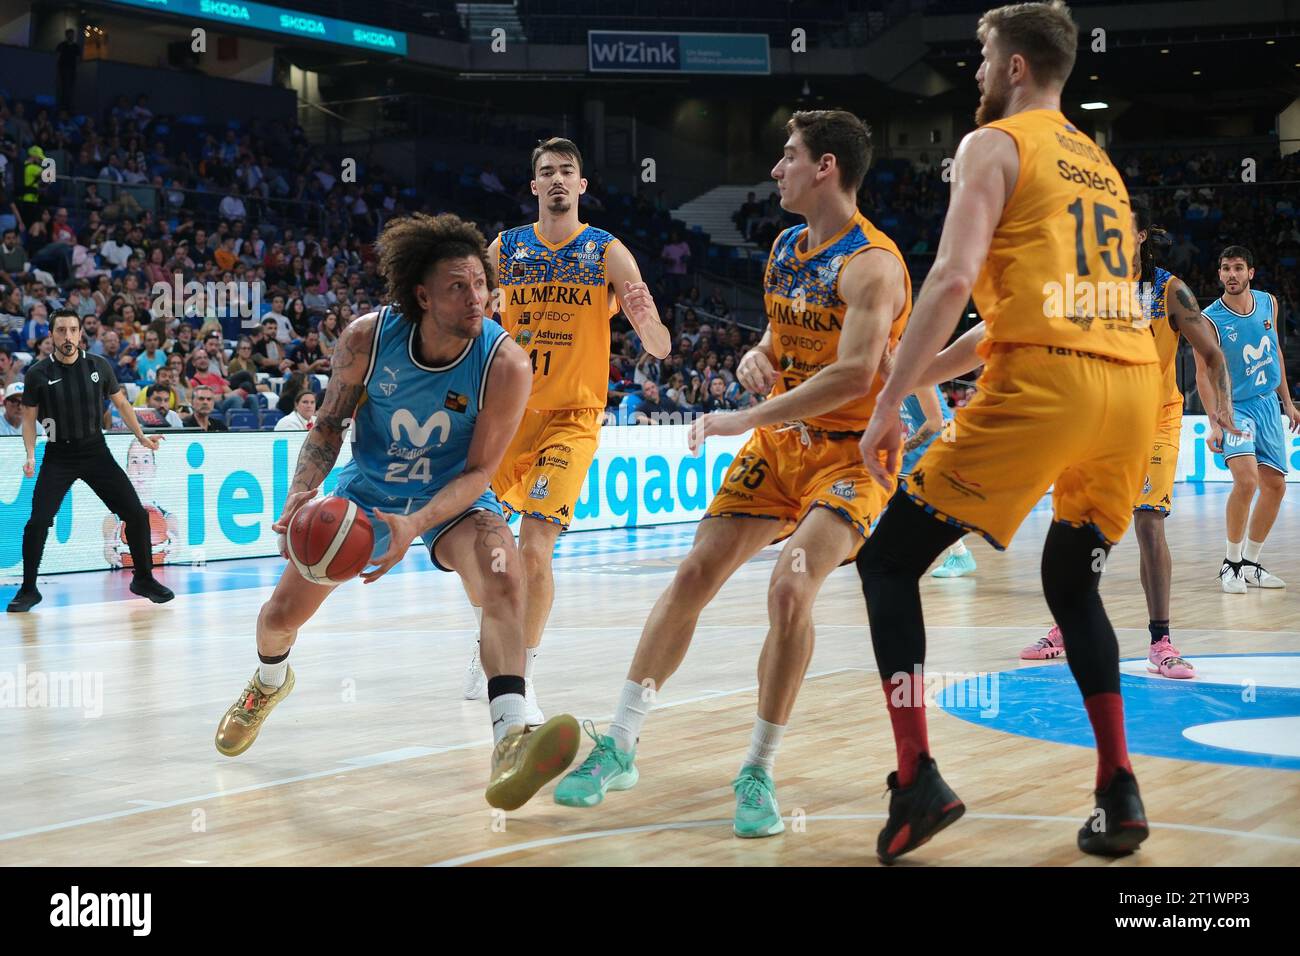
[
  {"left": 214, "top": 667, "right": 295, "bottom": 757},
  {"left": 485, "top": 713, "right": 580, "bottom": 810}
]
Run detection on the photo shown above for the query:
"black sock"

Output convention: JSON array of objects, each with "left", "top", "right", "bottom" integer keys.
[
  {"left": 1148, "top": 620, "right": 1169, "bottom": 645},
  {"left": 487, "top": 674, "right": 526, "bottom": 700}
]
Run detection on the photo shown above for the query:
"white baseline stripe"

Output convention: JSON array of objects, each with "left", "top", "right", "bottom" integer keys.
[
  {"left": 428, "top": 814, "right": 1300, "bottom": 867},
  {"left": 0, "top": 667, "right": 859, "bottom": 843}
]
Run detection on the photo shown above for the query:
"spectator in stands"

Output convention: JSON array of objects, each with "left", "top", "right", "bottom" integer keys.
[
  {"left": 134, "top": 328, "right": 166, "bottom": 382},
  {"left": 479, "top": 161, "right": 507, "bottom": 195},
  {"left": 21, "top": 302, "right": 49, "bottom": 351},
  {"left": 262, "top": 295, "right": 293, "bottom": 344},
  {"left": 0, "top": 227, "right": 28, "bottom": 287},
  {"left": 1, "top": 381, "right": 43, "bottom": 435},
  {"left": 702, "top": 376, "right": 736, "bottom": 413},
  {"left": 660, "top": 230, "right": 691, "bottom": 298},
  {"left": 98, "top": 152, "right": 126, "bottom": 184},
  {"left": 18, "top": 147, "right": 47, "bottom": 222},
  {"left": 163, "top": 352, "right": 190, "bottom": 405},
  {"left": 190, "top": 349, "right": 258, "bottom": 420},
  {"left": 734, "top": 191, "right": 762, "bottom": 240},
  {"left": 32, "top": 333, "right": 53, "bottom": 362},
  {"left": 135, "top": 384, "right": 184, "bottom": 428},
  {"left": 100, "top": 328, "right": 138, "bottom": 382},
  {"left": 249, "top": 319, "right": 287, "bottom": 374},
  {"left": 169, "top": 321, "right": 196, "bottom": 357},
  {"left": 276, "top": 370, "right": 314, "bottom": 415},
  {"left": 132, "top": 363, "right": 181, "bottom": 410},
  {"left": 274, "top": 389, "right": 316, "bottom": 430},
  {"left": 79, "top": 312, "right": 104, "bottom": 355},
  {"left": 664, "top": 371, "right": 689, "bottom": 409},
  {"left": 682, "top": 371, "right": 706, "bottom": 408},
  {"left": 182, "top": 384, "right": 228, "bottom": 431},
  {"left": 0, "top": 344, "right": 20, "bottom": 389},
  {"left": 285, "top": 296, "right": 311, "bottom": 337},
  {"left": 705, "top": 287, "right": 730, "bottom": 319},
  {"left": 317, "top": 310, "right": 341, "bottom": 356},
  {"left": 632, "top": 380, "right": 683, "bottom": 425},
  {"left": 100, "top": 227, "right": 132, "bottom": 270},
  {"left": 202, "top": 330, "right": 227, "bottom": 376},
  {"left": 219, "top": 186, "right": 247, "bottom": 223},
  {"left": 226, "top": 336, "right": 258, "bottom": 378},
  {"left": 290, "top": 328, "right": 329, "bottom": 376},
  {"left": 55, "top": 29, "right": 80, "bottom": 110}
]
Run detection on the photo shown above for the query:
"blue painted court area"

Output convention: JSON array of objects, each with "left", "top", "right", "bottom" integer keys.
[
  {"left": 939, "top": 654, "right": 1300, "bottom": 771},
  {"left": 2, "top": 483, "right": 1244, "bottom": 610}
]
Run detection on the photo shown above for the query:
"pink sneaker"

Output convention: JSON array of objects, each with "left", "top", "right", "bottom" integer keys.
[
  {"left": 1148, "top": 637, "right": 1194, "bottom": 679},
  {"left": 1021, "top": 625, "right": 1066, "bottom": 660}
]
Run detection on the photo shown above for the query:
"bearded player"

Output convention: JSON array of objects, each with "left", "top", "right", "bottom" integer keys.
[
  {"left": 857, "top": 0, "right": 1163, "bottom": 861},
  {"left": 461, "top": 138, "right": 671, "bottom": 724}
]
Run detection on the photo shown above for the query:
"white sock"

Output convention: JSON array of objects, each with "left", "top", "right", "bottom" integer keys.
[
  {"left": 489, "top": 692, "right": 526, "bottom": 744},
  {"left": 1243, "top": 539, "right": 1264, "bottom": 563},
  {"left": 1227, "top": 540, "right": 1244, "bottom": 563},
  {"left": 742, "top": 716, "right": 786, "bottom": 774},
  {"left": 949, "top": 539, "right": 969, "bottom": 558},
  {"left": 609, "top": 679, "right": 650, "bottom": 754},
  {"left": 524, "top": 648, "right": 538, "bottom": 681},
  {"left": 257, "top": 652, "right": 289, "bottom": 689}
]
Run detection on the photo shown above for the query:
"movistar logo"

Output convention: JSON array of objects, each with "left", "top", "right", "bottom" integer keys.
[
  {"left": 1242, "top": 338, "right": 1272, "bottom": 364},
  {"left": 390, "top": 409, "right": 451, "bottom": 447}
]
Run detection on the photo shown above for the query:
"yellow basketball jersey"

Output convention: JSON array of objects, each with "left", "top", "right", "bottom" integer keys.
[
  {"left": 763, "top": 211, "right": 912, "bottom": 431},
  {"left": 496, "top": 223, "right": 621, "bottom": 410},
  {"left": 974, "top": 109, "right": 1155, "bottom": 365},
  {"left": 1146, "top": 266, "right": 1184, "bottom": 407}
]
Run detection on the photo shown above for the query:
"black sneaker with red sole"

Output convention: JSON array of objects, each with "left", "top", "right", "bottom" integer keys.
[
  {"left": 1078, "top": 767, "right": 1149, "bottom": 856},
  {"left": 877, "top": 754, "right": 966, "bottom": 865}
]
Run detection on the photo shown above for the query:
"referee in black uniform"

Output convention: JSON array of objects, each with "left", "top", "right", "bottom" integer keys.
[{"left": 7, "top": 309, "right": 175, "bottom": 612}]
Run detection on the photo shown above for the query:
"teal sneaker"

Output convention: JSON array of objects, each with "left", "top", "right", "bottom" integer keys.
[
  {"left": 931, "top": 550, "right": 977, "bottom": 578},
  {"left": 732, "top": 765, "right": 784, "bottom": 838},
  {"left": 553, "top": 720, "right": 639, "bottom": 807}
]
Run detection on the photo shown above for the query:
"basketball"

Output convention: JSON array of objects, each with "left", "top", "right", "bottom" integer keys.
[{"left": 286, "top": 496, "right": 374, "bottom": 585}]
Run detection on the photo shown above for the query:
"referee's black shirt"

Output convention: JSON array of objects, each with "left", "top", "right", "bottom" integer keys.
[{"left": 21, "top": 349, "right": 120, "bottom": 444}]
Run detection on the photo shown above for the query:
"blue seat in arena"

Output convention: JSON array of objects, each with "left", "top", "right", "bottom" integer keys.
[
  {"left": 34, "top": 94, "right": 55, "bottom": 107},
  {"left": 226, "top": 410, "right": 259, "bottom": 431},
  {"left": 616, "top": 392, "right": 645, "bottom": 425},
  {"left": 260, "top": 410, "right": 284, "bottom": 429}
]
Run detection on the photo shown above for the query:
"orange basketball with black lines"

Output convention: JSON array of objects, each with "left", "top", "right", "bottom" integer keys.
[{"left": 286, "top": 496, "right": 374, "bottom": 585}]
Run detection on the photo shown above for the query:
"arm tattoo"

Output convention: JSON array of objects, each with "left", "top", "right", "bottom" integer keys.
[
  {"left": 287, "top": 320, "right": 370, "bottom": 493},
  {"left": 1172, "top": 285, "right": 1201, "bottom": 332}
]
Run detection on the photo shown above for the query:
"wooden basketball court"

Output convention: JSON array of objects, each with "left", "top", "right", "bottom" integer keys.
[{"left": 2, "top": 484, "right": 1297, "bottom": 866}]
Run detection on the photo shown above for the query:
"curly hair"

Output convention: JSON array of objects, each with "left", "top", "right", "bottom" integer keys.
[{"left": 376, "top": 213, "right": 494, "bottom": 324}]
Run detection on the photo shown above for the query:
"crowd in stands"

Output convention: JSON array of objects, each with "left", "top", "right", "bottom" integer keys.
[{"left": 2, "top": 81, "right": 1296, "bottom": 440}]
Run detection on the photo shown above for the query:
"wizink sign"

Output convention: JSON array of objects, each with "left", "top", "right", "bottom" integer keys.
[{"left": 588, "top": 31, "right": 771, "bottom": 75}]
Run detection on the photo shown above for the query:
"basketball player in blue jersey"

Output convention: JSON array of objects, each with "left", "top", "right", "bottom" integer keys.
[
  {"left": 214, "top": 213, "right": 581, "bottom": 812},
  {"left": 897, "top": 383, "right": 975, "bottom": 577},
  {"left": 461, "top": 137, "right": 670, "bottom": 724},
  {"left": 1200, "top": 245, "right": 1300, "bottom": 593}
]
